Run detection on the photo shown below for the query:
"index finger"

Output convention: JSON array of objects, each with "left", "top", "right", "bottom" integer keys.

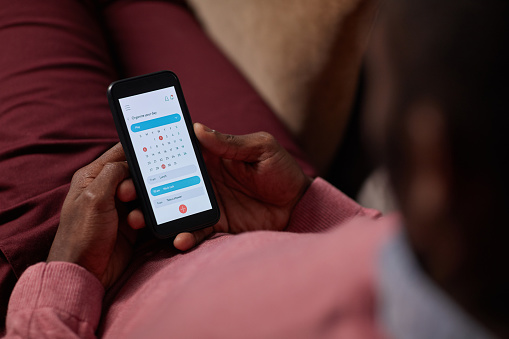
[
  {"left": 78, "top": 143, "right": 126, "bottom": 179},
  {"left": 85, "top": 161, "right": 131, "bottom": 205},
  {"left": 194, "top": 123, "right": 279, "bottom": 163},
  {"left": 69, "top": 143, "right": 127, "bottom": 196},
  {"left": 93, "top": 142, "right": 126, "bottom": 167}
]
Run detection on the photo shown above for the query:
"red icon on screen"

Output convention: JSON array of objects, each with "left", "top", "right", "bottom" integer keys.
[
  {"left": 161, "top": 164, "right": 166, "bottom": 169},
  {"left": 143, "top": 147, "right": 147, "bottom": 152},
  {"left": 159, "top": 136, "right": 163, "bottom": 140},
  {"left": 179, "top": 204, "right": 187, "bottom": 214}
]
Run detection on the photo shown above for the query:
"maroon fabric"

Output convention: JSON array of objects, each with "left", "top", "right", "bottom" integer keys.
[
  {"left": 101, "top": 1, "right": 311, "bottom": 160},
  {"left": 5, "top": 179, "right": 394, "bottom": 338},
  {"left": 0, "top": 1, "right": 118, "bottom": 332},
  {"left": 0, "top": 0, "right": 315, "bottom": 332}
]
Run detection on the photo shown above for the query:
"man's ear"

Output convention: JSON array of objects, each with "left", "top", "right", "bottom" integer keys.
[{"left": 401, "top": 101, "right": 462, "bottom": 283}]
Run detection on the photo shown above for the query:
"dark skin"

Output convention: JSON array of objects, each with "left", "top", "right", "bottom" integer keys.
[
  {"left": 48, "top": 123, "right": 311, "bottom": 289},
  {"left": 365, "top": 14, "right": 509, "bottom": 337},
  {"left": 48, "top": 8, "right": 508, "bottom": 337},
  {"left": 172, "top": 124, "right": 312, "bottom": 250},
  {"left": 364, "top": 19, "right": 460, "bottom": 282}
]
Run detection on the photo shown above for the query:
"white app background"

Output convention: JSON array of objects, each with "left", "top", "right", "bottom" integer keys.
[{"left": 119, "top": 87, "right": 212, "bottom": 224}]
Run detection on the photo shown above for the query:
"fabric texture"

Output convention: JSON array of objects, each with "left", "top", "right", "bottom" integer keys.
[
  {"left": 0, "top": 0, "right": 315, "bottom": 332},
  {"left": 188, "top": 0, "right": 379, "bottom": 170},
  {"left": 6, "top": 262, "right": 104, "bottom": 339},
  {"left": 5, "top": 178, "right": 397, "bottom": 338}
]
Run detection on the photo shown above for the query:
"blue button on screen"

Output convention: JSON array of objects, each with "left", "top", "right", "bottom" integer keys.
[
  {"left": 131, "top": 114, "right": 181, "bottom": 133},
  {"left": 150, "top": 176, "right": 201, "bottom": 196}
]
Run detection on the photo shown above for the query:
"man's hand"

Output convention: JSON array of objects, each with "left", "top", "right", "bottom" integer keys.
[
  {"left": 47, "top": 143, "right": 145, "bottom": 289},
  {"left": 173, "top": 123, "right": 312, "bottom": 251},
  {"left": 48, "top": 129, "right": 310, "bottom": 284}
]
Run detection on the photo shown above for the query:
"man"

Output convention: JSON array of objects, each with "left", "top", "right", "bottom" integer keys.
[{"left": 3, "top": 0, "right": 509, "bottom": 338}]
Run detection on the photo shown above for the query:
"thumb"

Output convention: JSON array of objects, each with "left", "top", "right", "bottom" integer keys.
[{"left": 194, "top": 123, "right": 278, "bottom": 163}]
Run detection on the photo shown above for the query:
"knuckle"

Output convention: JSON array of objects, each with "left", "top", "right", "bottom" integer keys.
[
  {"left": 225, "top": 134, "right": 236, "bottom": 143},
  {"left": 71, "top": 167, "right": 93, "bottom": 187},
  {"left": 221, "top": 134, "right": 237, "bottom": 157},
  {"left": 81, "top": 188, "right": 101, "bottom": 205},
  {"left": 257, "top": 132, "right": 278, "bottom": 150},
  {"left": 72, "top": 167, "right": 86, "bottom": 181},
  {"left": 104, "top": 161, "right": 128, "bottom": 176},
  {"left": 103, "top": 162, "right": 119, "bottom": 172}
]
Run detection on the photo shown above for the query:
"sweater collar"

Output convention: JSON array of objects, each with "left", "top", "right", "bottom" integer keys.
[{"left": 377, "top": 231, "right": 496, "bottom": 339}]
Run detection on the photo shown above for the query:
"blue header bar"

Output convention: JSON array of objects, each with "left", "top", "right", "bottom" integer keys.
[
  {"left": 151, "top": 176, "right": 201, "bottom": 196},
  {"left": 131, "top": 114, "right": 181, "bottom": 133}
]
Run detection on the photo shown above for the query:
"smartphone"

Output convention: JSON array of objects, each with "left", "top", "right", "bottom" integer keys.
[{"left": 107, "top": 71, "right": 220, "bottom": 239}]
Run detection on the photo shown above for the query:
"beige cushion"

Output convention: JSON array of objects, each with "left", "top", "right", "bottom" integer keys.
[{"left": 188, "top": 0, "right": 377, "bottom": 172}]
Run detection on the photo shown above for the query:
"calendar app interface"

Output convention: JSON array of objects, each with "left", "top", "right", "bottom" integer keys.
[{"left": 119, "top": 87, "right": 212, "bottom": 224}]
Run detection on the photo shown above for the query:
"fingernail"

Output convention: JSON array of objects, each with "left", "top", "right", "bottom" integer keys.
[{"left": 203, "top": 125, "right": 215, "bottom": 133}]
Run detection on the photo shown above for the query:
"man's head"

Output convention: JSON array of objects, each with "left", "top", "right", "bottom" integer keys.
[{"left": 365, "top": 0, "right": 509, "bottom": 334}]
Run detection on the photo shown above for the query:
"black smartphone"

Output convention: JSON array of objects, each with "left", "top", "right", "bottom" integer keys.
[{"left": 107, "top": 71, "right": 220, "bottom": 239}]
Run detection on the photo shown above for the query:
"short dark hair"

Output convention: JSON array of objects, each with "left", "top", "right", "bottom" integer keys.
[
  {"left": 383, "top": 0, "right": 509, "bottom": 325},
  {"left": 385, "top": 0, "right": 509, "bottom": 215}
]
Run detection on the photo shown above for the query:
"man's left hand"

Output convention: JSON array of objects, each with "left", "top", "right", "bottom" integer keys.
[{"left": 47, "top": 143, "right": 145, "bottom": 289}]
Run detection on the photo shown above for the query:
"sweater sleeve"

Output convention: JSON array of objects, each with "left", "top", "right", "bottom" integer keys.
[
  {"left": 287, "top": 177, "right": 381, "bottom": 233},
  {"left": 4, "top": 262, "right": 104, "bottom": 339}
]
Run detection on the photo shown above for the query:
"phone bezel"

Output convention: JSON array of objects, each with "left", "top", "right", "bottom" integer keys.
[{"left": 107, "top": 70, "right": 220, "bottom": 239}]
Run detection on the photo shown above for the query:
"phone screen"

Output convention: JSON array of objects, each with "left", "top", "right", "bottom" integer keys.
[{"left": 118, "top": 86, "right": 213, "bottom": 226}]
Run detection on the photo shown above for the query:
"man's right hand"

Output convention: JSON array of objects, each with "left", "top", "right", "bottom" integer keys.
[{"left": 173, "top": 123, "right": 312, "bottom": 250}]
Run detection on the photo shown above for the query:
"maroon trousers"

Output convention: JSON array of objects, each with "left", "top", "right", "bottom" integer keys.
[{"left": 0, "top": 0, "right": 314, "bottom": 331}]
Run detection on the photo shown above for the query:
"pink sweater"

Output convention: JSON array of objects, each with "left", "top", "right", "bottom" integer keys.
[{"left": 4, "top": 178, "right": 397, "bottom": 338}]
